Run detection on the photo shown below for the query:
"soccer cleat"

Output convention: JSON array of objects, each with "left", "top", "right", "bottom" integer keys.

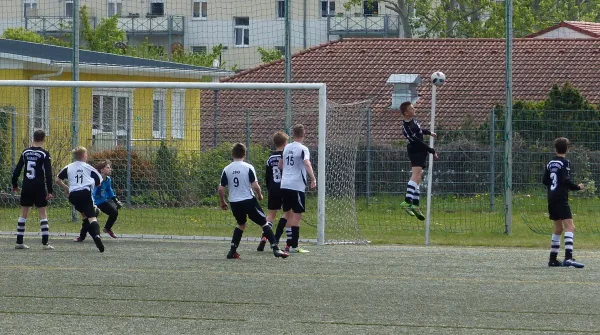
[
  {"left": 94, "top": 206, "right": 101, "bottom": 217},
  {"left": 548, "top": 259, "right": 563, "bottom": 267},
  {"left": 563, "top": 258, "right": 584, "bottom": 268},
  {"left": 289, "top": 247, "right": 310, "bottom": 254},
  {"left": 42, "top": 244, "right": 55, "bottom": 251},
  {"left": 93, "top": 236, "right": 105, "bottom": 253},
  {"left": 273, "top": 249, "right": 289, "bottom": 258},
  {"left": 227, "top": 250, "right": 240, "bottom": 259},
  {"left": 400, "top": 201, "right": 415, "bottom": 216},
  {"left": 284, "top": 245, "right": 290, "bottom": 253},
  {"left": 410, "top": 205, "right": 426, "bottom": 221},
  {"left": 15, "top": 244, "right": 29, "bottom": 250},
  {"left": 73, "top": 237, "right": 85, "bottom": 242},
  {"left": 103, "top": 228, "right": 117, "bottom": 239},
  {"left": 256, "top": 237, "right": 267, "bottom": 252}
]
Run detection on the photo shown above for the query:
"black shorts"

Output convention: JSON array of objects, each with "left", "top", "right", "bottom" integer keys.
[
  {"left": 69, "top": 190, "right": 97, "bottom": 218},
  {"left": 281, "top": 189, "right": 306, "bottom": 213},
  {"left": 549, "top": 203, "right": 572, "bottom": 221},
  {"left": 20, "top": 186, "right": 47, "bottom": 208},
  {"left": 267, "top": 187, "right": 283, "bottom": 210},
  {"left": 408, "top": 150, "right": 428, "bottom": 168},
  {"left": 230, "top": 198, "right": 267, "bottom": 226}
]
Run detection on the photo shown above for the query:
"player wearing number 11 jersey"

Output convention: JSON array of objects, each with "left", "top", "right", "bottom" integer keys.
[
  {"left": 11, "top": 130, "right": 55, "bottom": 250},
  {"left": 543, "top": 137, "right": 584, "bottom": 268}
]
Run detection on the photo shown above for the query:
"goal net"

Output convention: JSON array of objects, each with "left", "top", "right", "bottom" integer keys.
[{"left": 0, "top": 80, "right": 369, "bottom": 244}]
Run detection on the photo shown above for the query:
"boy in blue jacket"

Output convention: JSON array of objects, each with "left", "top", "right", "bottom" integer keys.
[{"left": 73, "top": 159, "right": 123, "bottom": 241}]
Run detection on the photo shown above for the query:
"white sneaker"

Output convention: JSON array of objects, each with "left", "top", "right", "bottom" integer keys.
[
  {"left": 42, "top": 244, "right": 55, "bottom": 250},
  {"left": 290, "top": 247, "right": 309, "bottom": 253},
  {"left": 15, "top": 244, "right": 29, "bottom": 249}
]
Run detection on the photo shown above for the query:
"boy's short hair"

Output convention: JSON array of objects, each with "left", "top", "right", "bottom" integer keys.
[
  {"left": 554, "top": 137, "right": 570, "bottom": 154},
  {"left": 95, "top": 159, "right": 111, "bottom": 171},
  {"left": 232, "top": 143, "right": 246, "bottom": 159},
  {"left": 72, "top": 146, "right": 87, "bottom": 160},
  {"left": 33, "top": 130, "right": 46, "bottom": 142},
  {"left": 292, "top": 124, "right": 305, "bottom": 139},
  {"left": 399, "top": 101, "right": 412, "bottom": 115},
  {"left": 273, "top": 131, "right": 289, "bottom": 148}
]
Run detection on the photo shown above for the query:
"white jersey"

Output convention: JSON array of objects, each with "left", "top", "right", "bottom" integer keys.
[
  {"left": 220, "top": 160, "right": 258, "bottom": 203},
  {"left": 280, "top": 141, "right": 310, "bottom": 192},
  {"left": 57, "top": 161, "right": 102, "bottom": 193}
]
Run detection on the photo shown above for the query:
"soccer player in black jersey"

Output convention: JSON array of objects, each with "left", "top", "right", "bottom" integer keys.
[
  {"left": 543, "top": 137, "right": 585, "bottom": 268},
  {"left": 257, "top": 131, "right": 290, "bottom": 251},
  {"left": 398, "top": 102, "right": 438, "bottom": 220},
  {"left": 11, "top": 130, "right": 55, "bottom": 250}
]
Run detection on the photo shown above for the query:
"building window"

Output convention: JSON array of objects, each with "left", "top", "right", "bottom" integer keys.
[
  {"left": 153, "top": 90, "right": 167, "bottom": 139},
  {"left": 191, "top": 46, "right": 207, "bottom": 54},
  {"left": 24, "top": 0, "right": 38, "bottom": 17},
  {"left": 150, "top": 0, "right": 165, "bottom": 16},
  {"left": 321, "top": 1, "right": 335, "bottom": 17},
  {"left": 275, "top": 46, "right": 286, "bottom": 57},
  {"left": 29, "top": 87, "right": 49, "bottom": 135},
  {"left": 92, "top": 91, "right": 129, "bottom": 135},
  {"left": 277, "top": 0, "right": 285, "bottom": 19},
  {"left": 193, "top": 0, "right": 207, "bottom": 19},
  {"left": 234, "top": 17, "right": 249, "bottom": 47},
  {"left": 108, "top": 0, "right": 122, "bottom": 17},
  {"left": 363, "top": 0, "right": 378, "bottom": 16},
  {"left": 65, "top": 0, "right": 73, "bottom": 17},
  {"left": 171, "top": 90, "right": 185, "bottom": 139}
]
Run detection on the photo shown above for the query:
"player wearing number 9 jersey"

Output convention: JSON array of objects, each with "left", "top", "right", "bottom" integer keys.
[
  {"left": 11, "top": 130, "right": 55, "bottom": 250},
  {"left": 542, "top": 137, "right": 584, "bottom": 268}
]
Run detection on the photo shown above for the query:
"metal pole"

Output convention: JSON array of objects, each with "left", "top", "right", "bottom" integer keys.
[
  {"left": 126, "top": 104, "right": 132, "bottom": 206},
  {"left": 317, "top": 85, "right": 327, "bottom": 246},
  {"left": 504, "top": 0, "right": 513, "bottom": 235},
  {"left": 71, "top": 0, "right": 80, "bottom": 222},
  {"left": 284, "top": 0, "right": 292, "bottom": 134},
  {"left": 366, "top": 107, "right": 371, "bottom": 208},
  {"left": 11, "top": 107, "right": 16, "bottom": 170},
  {"left": 425, "top": 84, "right": 437, "bottom": 246},
  {"left": 245, "top": 111, "right": 250, "bottom": 163},
  {"left": 213, "top": 90, "right": 218, "bottom": 148},
  {"left": 490, "top": 108, "right": 495, "bottom": 212},
  {"left": 303, "top": 0, "right": 307, "bottom": 49}
]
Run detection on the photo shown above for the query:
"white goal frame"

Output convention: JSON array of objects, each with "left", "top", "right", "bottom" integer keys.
[{"left": 0, "top": 80, "right": 328, "bottom": 245}]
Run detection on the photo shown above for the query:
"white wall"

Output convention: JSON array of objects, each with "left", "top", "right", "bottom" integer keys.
[{"left": 533, "top": 27, "right": 593, "bottom": 39}]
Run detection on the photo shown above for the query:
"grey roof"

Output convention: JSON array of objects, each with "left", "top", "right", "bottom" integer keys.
[{"left": 0, "top": 38, "right": 231, "bottom": 75}]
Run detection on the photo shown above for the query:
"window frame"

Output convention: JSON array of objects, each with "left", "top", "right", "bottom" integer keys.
[
  {"left": 171, "top": 89, "right": 185, "bottom": 139},
  {"left": 29, "top": 87, "right": 49, "bottom": 137},
  {"left": 152, "top": 89, "right": 167, "bottom": 139},
  {"left": 276, "top": 0, "right": 285, "bottom": 19},
  {"left": 192, "top": 0, "right": 208, "bottom": 20},
  {"left": 150, "top": 0, "right": 165, "bottom": 16},
  {"left": 65, "top": 0, "right": 74, "bottom": 17},
  {"left": 234, "top": 17, "right": 250, "bottom": 47},
  {"left": 108, "top": 0, "right": 123, "bottom": 17},
  {"left": 91, "top": 89, "right": 132, "bottom": 137},
  {"left": 321, "top": 1, "right": 335, "bottom": 18},
  {"left": 23, "top": 0, "right": 38, "bottom": 18}
]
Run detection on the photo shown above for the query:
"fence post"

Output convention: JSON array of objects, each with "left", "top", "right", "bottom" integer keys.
[
  {"left": 366, "top": 107, "right": 371, "bottom": 208},
  {"left": 213, "top": 90, "right": 218, "bottom": 148},
  {"left": 284, "top": 0, "right": 292, "bottom": 135},
  {"left": 490, "top": 108, "right": 495, "bottom": 212},
  {"left": 71, "top": 0, "right": 80, "bottom": 222},
  {"left": 245, "top": 111, "right": 250, "bottom": 163},
  {"left": 126, "top": 104, "right": 132, "bottom": 206},
  {"left": 11, "top": 106, "right": 16, "bottom": 170}
]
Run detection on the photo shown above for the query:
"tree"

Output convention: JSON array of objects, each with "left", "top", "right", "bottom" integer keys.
[
  {"left": 257, "top": 47, "right": 283, "bottom": 63},
  {"left": 80, "top": 5, "right": 126, "bottom": 53}
]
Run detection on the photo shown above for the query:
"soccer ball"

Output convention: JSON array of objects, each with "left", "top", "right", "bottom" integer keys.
[{"left": 431, "top": 72, "right": 446, "bottom": 87}]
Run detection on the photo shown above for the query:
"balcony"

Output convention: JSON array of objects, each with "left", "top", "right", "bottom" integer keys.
[
  {"left": 328, "top": 15, "right": 400, "bottom": 37},
  {"left": 117, "top": 15, "right": 184, "bottom": 36},
  {"left": 25, "top": 16, "right": 96, "bottom": 35}
]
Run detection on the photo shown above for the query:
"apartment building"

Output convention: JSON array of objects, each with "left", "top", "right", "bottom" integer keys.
[{"left": 0, "top": 0, "right": 400, "bottom": 70}]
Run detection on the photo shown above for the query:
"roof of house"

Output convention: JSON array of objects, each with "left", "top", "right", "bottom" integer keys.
[
  {"left": 203, "top": 38, "right": 600, "bottom": 147},
  {"left": 526, "top": 21, "right": 600, "bottom": 38},
  {"left": 0, "top": 38, "right": 232, "bottom": 79}
]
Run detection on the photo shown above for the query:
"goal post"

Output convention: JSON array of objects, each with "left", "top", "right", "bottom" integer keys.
[{"left": 0, "top": 80, "right": 367, "bottom": 245}]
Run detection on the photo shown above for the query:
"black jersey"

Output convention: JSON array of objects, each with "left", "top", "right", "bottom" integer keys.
[
  {"left": 401, "top": 118, "right": 435, "bottom": 154},
  {"left": 11, "top": 146, "right": 53, "bottom": 194},
  {"left": 265, "top": 151, "right": 283, "bottom": 191},
  {"left": 542, "top": 156, "right": 580, "bottom": 203}
]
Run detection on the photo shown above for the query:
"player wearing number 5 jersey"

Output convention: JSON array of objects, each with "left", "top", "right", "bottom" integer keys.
[
  {"left": 56, "top": 146, "right": 105, "bottom": 253},
  {"left": 11, "top": 130, "right": 55, "bottom": 250},
  {"left": 218, "top": 143, "right": 289, "bottom": 259},
  {"left": 543, "top": 137, "right": 584, "bottom": 268}
]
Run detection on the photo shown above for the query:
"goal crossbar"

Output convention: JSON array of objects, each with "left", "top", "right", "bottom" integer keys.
[{"left": 0, "top": 80, "right": 327, "bottom": 245}]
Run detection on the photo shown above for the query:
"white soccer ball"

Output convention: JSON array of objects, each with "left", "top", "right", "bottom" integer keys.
[{"left": 431, "top": 71, "right": 446, "bottom": 87}]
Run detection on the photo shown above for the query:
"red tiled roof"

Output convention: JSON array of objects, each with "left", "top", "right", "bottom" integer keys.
[
  {"left": 202, "top": 38, "right": 600, "bottom": 147},
  {"left": 526, "top": 21, "right": 600, "bottom": 38}
]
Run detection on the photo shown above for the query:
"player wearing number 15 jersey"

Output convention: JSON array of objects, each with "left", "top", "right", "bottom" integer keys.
[
  {"left": 542, "top": 137, "right": 584, "bottom": 268},
  {"left": 11, "top": 130, "right": 55, "bottom": 250}
]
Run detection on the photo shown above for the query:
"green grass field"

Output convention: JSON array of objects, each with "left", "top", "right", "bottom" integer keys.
[{"left": 2, "top": 193, "right": 600, "bottom": 249}]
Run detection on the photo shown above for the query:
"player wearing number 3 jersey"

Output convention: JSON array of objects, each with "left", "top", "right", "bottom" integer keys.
[
  {"left": 543, "top": 137, "right": 584, "bottom": 268},
  {"left": 11, "top": 130, "right": 55, "bottom": 250}
]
